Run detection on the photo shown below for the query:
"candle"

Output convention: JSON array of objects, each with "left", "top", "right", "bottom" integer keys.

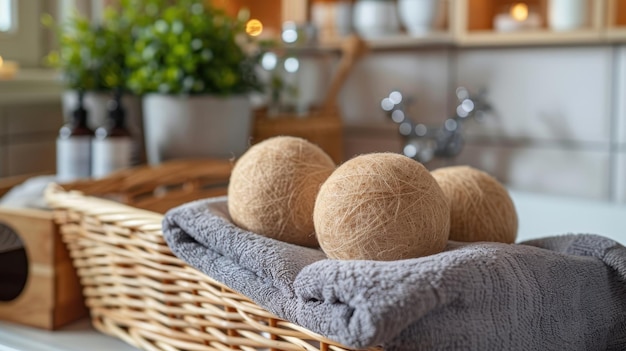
[
  {"left": 0, "top": 56, "right": 19, "bottom": 80},
  {"left": 493, "top": 3, "right": 541, "bottom": 32},
  {"left": 245, "top": 19, "right": 264, "bottom": 37}
]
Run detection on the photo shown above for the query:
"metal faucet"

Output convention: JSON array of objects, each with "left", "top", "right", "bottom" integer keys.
[{"left": 381, "top": 87, "right": 493, "bottom": 163}]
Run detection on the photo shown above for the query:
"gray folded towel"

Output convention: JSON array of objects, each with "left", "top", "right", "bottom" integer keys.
[{"left": 162, "top": 197, "right": 626, "bottom": 351}]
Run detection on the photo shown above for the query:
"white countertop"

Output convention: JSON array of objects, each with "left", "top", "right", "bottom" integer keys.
[
  {"left": 511, "top": 190, "right": 626, "bottom": 244},
  {"left": 0, "top": 190, "right": 624, "bottom": 350},
  {"left": 0, "top": 319, "right": 137, "bottom": 351}
]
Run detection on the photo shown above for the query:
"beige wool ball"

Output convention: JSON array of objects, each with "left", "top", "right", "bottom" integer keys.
[
  {"left": 431, "top": 166, "right": 518, "bottom": 244},
  {"left": 228, "top": 136, "right": 335, "bottom": 247},
  {"left": 314, "top": 153, "right": 450, "bottom": 261}
]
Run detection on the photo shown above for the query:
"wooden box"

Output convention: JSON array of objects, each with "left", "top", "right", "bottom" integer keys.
[
  {"left": 253, "top": 107, "right": 344, "bottom": 164},
  {"left": 0, "top": 206, "right": 86, "bottom": 330}
]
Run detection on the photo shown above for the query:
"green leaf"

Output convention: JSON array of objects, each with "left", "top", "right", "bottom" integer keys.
[{"left": 45, "top": 0, "right": 265, "bottom": 95}]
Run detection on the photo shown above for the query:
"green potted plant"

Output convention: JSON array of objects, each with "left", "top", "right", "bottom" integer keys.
[{"left": 123, "top": 0, "right": 264, "bottom": 164}]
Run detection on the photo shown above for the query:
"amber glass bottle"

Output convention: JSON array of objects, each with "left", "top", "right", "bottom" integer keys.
[
  {"left": 56, "top": 90, "right": 94, "bottom": 182},
  {"left": 91, "top": 90, "right": 133, "bottom": 178}
]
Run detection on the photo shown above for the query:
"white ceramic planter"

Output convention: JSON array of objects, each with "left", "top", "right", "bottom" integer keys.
[
  {"left": 548, "top": 0, "right": 586, "bottom": 31},
  {"left": 353, "top": 0, "right": 400, "bottom": 38},
  {"left": 142, "top": 94, "right": 252, "bottom": 164},
  {"left": 397, "top": 0, "right": 440, "bottom": 36}
]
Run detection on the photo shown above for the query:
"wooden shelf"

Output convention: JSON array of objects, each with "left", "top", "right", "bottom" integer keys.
[
  {"left": 231, "top": 0, "right": 626, "bottom": 50},
  {"left": 606, "top": 0, "right": 626, "bottom": 41},
  {"left": 606, "top": 28, "right": 626, "bottom": 42},
  {"left": 302, "top": 30, "right": 615, "bottom": 52},
  {"left": 316, "top": 32, "right": 454, "bottom": 50},
  {"left": 458, "top": 29, "right": 605, "bottom": 47},
  {"left": 457, "top": 0, "right": 613, "bottom": 47},
  {"left": 463, "top": 0, "right": 602, "bottom": 31}
]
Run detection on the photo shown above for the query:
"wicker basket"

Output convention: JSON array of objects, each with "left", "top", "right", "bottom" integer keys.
[
  {"left": 45, "top": 161, "right": 377, "bottom": 351},
  {"left": 0, "top": 159, "right": 234, "bottom": 330}
]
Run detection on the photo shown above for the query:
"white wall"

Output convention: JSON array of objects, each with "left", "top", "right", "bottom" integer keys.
[
  {"left": 341, "top": 49, "right": 453, "bottom": 126},
  {"left": 0, "top": 0, "right": 44, "bottom": 67},
  {"left": 456, "top": 47, "right": 612, "bottom": 144},
  {"left": 335, "top": 44, "right": 626, "bottom": 202},
  {"left": 616, "top": 46, "right": 626, "bottom": 203}
]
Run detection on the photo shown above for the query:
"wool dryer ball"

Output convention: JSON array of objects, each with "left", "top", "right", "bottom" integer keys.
[
  {"left": 228, "top": 136, "right": 336, "bottom": 247},
  {"left": 314, "top": 153, "right": 450, "bottom": 261},
  {"left": 431, "top": 166, "right": 518, "bottom": 244}
]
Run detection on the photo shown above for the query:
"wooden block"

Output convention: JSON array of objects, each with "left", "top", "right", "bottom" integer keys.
[
  {"left": 253, "top": 109, "right": 344, "bottom": 164},
  {"left": 0, "top": 207, "right": 87, "bottom": 330}
]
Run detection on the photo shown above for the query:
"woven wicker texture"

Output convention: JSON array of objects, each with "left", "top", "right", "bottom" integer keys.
[
  {"left": 46, "top": 180, "right": 378, "bottom": 351},
  {"left": 62, "top": 158, "right": 233, "bottom": 214}
]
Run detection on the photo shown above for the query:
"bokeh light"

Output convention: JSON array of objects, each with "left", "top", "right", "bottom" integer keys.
[{"left": 246, "top": 19, "right": 263, "bottom": 37}]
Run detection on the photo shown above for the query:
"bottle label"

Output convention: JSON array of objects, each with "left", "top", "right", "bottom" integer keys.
[
  {"left": 57, "top": 137, "right": 92, "bottom": 182},
  {"left": 92, "top": 137, "right": 133, "bottom": 178}
]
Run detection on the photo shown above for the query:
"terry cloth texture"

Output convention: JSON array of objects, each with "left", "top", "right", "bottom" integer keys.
[{"left": 162, "top": 197, "right": 626, "bottom": 351}]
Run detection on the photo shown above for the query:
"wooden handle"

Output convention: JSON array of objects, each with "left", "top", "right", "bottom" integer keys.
[{"left": 322, "top": 35, "right": 368, "bottom": 113}]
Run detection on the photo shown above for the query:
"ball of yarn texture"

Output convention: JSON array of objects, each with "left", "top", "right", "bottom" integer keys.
[
  {"left": 228, "top": 136, "right": 335, "bottom": 247},
  {"left": 314, "top": 153, "right": 450, "bottom": 261},
  {"left": 431, "top": 166, "right": 518, "bottom": 244}
]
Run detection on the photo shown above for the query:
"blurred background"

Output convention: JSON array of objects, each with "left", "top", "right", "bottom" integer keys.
[{"left": 0, "top": 0, "right": 625, "bottom": 203}]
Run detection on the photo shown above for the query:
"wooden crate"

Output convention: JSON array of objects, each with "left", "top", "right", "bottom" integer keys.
[
  {"left": 0, "top": 206, "right": 86, "bottom": 330},
  {"left": 253, "top": 107, "right": 344, "bottom": 164}
]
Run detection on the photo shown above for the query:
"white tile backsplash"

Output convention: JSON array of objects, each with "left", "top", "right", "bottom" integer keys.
[
  {"left": 446, "top": 143, "right": 611, "bottom": 200},
  {"left": 616, "top": 152, "right": 626, "bottom": 204},
  {"left": 456, "top": 47, "right": 613, "bottom": 144},
  {"left": 616, "top": 45, "right": 626, "bottom": 145},
  {"left": 340, "top": 49, "right": 452, "bottom": 126},
  {"left": 326, "top": 44, "right": 626, "bottom": 202},
  {"left": 333, "top": 45, "right": 625, "bottom": 202}
]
